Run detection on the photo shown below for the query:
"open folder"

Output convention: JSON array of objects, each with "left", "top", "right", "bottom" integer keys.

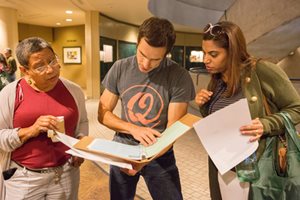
[{"left": 74, "top": 113, "right": 200, "bottom": 170}]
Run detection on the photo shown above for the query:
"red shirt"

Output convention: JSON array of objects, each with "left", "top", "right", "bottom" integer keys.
[{"left": 12, "top": 79, "right": 78, "bottom": 168}]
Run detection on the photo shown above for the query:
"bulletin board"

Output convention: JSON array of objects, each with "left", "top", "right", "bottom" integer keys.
[{"left": 118, "top": 40, "right": 136, "bottom": 59}]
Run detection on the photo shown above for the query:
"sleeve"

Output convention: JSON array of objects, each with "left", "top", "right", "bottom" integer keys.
[
  {"left": 170, "top": 68, "right": 195, "bottom": 102},
  {"left": 102, "top": 60, "right": 121, "bottom": 96},
  {"left": 74, "top": 87, "right": 89, "bottom": 139},
  {"left": 0, "top": 83, "right": 23, "bottom": 152},
  {"left": 257, "top": 61, "right": 300, "bottom": 135}
]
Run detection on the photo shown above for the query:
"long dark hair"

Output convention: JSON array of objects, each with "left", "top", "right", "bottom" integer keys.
[{"left": 203, "top": 21, "right": 257, "bottom": 96}]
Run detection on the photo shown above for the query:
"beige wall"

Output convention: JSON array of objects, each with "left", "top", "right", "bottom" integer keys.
[
  {"left": 100, "top": 15, "right": 202, "bottom": 47},
  {"left": 18, "top": 23, "right": 53, "bottom": 42},
  {"left": 100, "top": 16, "right": 138, "bottom": 43},
  {"left": 52, "top": 25, "right": 86, "bottom": 89},
  {"left": 176, "top": 32, "right": 202, "bottom": 46}
]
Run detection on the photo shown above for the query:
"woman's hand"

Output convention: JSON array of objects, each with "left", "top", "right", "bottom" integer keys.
[
  {"left": 195, "top": 89, "right": 213, "bottom": 107},
  {"left": 240, "top": 118, "right": 264, "bottom": 142},
  {"left": 18, "top": 115, "right": 59, "bottom": 143},
  {"left": 30, "top": 115, "right": 59, "bottom": 136}
]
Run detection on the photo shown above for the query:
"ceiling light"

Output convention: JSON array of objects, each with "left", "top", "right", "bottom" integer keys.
[
  {"left": 56, "top": 22, "right": 61, "bottom": 26},
  {"left": 288, "top": 51, "right": 295, "bottom": 56},
  {"left": 65, "top": 10, "right": 73, "bottom": 14},
  {"left": 66, "top": 19, "right": 72, "bottom": 22}
]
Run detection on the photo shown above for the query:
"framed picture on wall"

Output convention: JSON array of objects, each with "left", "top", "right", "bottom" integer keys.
[{"left": 63, "top": 46, "right": 82, "bottom": 64}]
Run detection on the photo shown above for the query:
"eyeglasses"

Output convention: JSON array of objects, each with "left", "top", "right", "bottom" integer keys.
[
  {"left": 203, "top": 23, "right": 224, "bottom": 37},
  {"left": 31, "top": 56, "right": 59, "bottom": 73}
]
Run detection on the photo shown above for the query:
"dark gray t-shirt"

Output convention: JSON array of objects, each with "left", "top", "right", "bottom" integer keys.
[{"left": 102, "top": 55, "right": 195, "bottom": 144}]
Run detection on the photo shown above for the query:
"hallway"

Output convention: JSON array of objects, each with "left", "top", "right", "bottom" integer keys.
[{"left": 83, "top": 99, "right": 210, "bottom": 199}]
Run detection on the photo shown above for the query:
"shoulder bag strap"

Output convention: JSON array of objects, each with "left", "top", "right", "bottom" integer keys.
[
  {"left": 279, "top": 112, "right": 300, "bottom": 151},
  {"left": 262, "top": 95, "right": 271, "bottom": 116}
]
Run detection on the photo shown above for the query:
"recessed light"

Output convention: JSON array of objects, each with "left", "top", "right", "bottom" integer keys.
[
  {"left": 288, "top": 51, "right": 295, "bottom": 56},
  {"left": 66, "top": 19, "right": 72, "bottom": 22},
  {"left": 56, "top": 22, "right": 61, "bottom": 26},
  {"left": 65, "top": 10, "right": 73, "bottom": 14}
]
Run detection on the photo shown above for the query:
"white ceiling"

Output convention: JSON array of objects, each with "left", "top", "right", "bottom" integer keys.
[
  {"left": 0, "top": 0, "right": 211, "bottom": 33},
  {"left": 0, "top": 0, "right": 299, "bottom": 61},
  {"left": 0, "top": 0, "right": 238, "bottom": 33},
  {"left": 0, "top": 0, "right": 85, "bottom": 27}
]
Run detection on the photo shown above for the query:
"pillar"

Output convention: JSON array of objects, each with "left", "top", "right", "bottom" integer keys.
[
  {"left": 0, "top": 6, "right": 19, "bottom": 77},
  {"left": 85, "top": 11, "right": 100, "bottom": 99}
]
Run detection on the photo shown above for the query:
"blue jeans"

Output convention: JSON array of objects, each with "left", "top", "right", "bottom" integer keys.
[{"left": 110, "top": 148, "right": 183, "bottom": 200}]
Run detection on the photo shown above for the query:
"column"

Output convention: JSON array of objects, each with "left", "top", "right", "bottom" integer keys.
[
  {"left": 85, "top": 10, "right": 100, "bottom": 99},
  {"left": 0, "top": 6, "right": 19, "bottom": 76},
  {"left": 0, "top": 7, "right": 18, "bottom": 51}
]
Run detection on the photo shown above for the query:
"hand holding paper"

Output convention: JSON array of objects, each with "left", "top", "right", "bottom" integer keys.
[
  {"left": 193, "top": 99, "right": 258, "bottom": 175},
  {"left": 72, "top": 113, "right": 200, "bottom": 171},
  {"left": 48, "top": 116, "right": 65, "bottom": 142}
]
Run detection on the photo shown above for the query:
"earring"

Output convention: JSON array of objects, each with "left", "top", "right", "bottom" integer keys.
[{"left": 27, "top": 79, "right": 32, "bottom": 85}]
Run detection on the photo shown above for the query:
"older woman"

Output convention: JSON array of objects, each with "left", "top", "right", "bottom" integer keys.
[{"left": 0, "top": 37, "right": 88, "bottom": 199}]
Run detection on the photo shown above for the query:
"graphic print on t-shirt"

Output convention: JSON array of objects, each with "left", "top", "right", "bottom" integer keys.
[{"left": 121, "top": 84, "right": 164, "bottom": 128}]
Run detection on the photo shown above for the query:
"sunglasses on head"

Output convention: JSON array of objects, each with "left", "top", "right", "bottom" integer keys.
[{"left": 203, "top": 23, "right": 224, "bottom": 37}]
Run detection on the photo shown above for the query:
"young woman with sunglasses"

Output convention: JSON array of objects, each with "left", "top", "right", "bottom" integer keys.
[{"left": 195, "top": 21, "right": 300, "bottom": 199}]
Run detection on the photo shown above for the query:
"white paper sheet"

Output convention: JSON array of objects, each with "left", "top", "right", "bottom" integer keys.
[
  {"left": 87, "top": 139, "right": 142, "bottom": 160},
  {"left": 193, "top": 98, "right": 258, "bottom": 175},
  {"left": 55, "top": 132, "right": 133, "bottom": 169}
]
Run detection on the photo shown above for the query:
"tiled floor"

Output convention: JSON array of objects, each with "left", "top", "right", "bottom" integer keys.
[{"left": 86, "top": 99, "right": 210, "bottom": 200}]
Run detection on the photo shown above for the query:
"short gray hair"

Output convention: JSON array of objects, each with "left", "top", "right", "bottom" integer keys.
[{"left": 16, "top": 37, "right": 55, "bottom": 69}]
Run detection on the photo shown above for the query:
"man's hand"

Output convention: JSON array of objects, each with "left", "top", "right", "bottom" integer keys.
[
  {"left": 71, "top": 156, "right": 85, "bottom": 167},
  {"left": 120, "top": 162, "right": 148, "bottom": 176},
  {"left": 130, "top": 126, "right": 161, "bottom": 146},
  {"left": 120, "top": 168, "right": 139, "bottom": 176}
]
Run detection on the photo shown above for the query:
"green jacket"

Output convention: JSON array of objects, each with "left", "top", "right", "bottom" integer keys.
[{"left": 200, "top": 60, "right": 300, "bottom": 200}]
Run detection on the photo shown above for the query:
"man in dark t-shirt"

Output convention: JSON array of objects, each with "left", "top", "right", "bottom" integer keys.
[{"left": 98, "top": 17, "right": 195, "bottom": 200}]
